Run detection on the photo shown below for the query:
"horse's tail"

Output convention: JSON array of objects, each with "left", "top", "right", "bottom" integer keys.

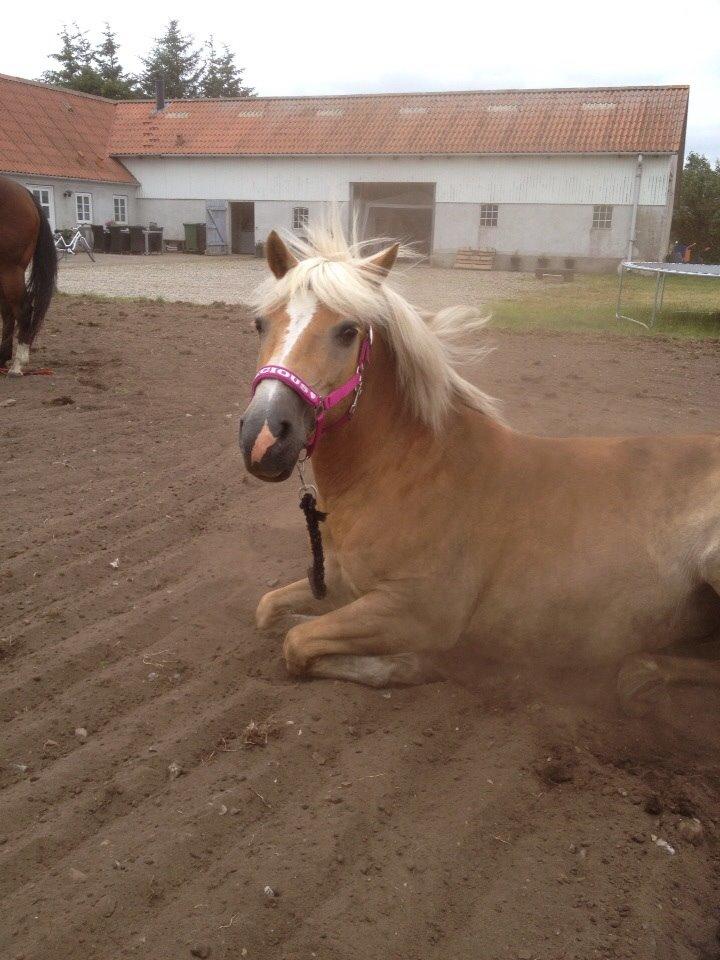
[{"left": 25, "top": 195, "right": 58, "bottom": 342}]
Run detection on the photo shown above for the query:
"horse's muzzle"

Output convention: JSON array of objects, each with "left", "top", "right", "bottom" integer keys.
[{"left": 239, "top": 379, "right": 313, "bottom": 481}]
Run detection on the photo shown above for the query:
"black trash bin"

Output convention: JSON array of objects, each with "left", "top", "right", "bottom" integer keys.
[
  {"left": 91, "top": 224, "right": 107, "bottom": 253},
  {"left": 109, "top": 226, "right": 130, "bottom": 254},
  {"left": 129, "top": 226, "right": 145, "bottom": 255}
]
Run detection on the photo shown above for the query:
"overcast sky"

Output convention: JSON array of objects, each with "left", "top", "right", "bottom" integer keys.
[{"left": 2, "top": 0, "right": 718, "bottom": 161}]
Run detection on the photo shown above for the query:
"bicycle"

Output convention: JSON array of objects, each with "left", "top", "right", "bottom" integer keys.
[{"left": 54, "top": 229, "right": 95, "bottom": 262}]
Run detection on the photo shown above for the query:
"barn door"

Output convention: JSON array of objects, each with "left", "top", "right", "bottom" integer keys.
[
  {"left": 205, "top": 200, "right": 229, "bottom": 255},
  {"left": 231, "top": 202, "right": 256, "bottom": 255}
]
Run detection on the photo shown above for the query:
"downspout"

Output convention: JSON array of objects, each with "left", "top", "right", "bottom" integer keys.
[{"left": 627, "top": 153, "right": 643, "bottom": 261}]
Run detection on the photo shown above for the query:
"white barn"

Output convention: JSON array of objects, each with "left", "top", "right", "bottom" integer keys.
[{"left": 0, "top": 76, "right": 689, "bottom": 272}]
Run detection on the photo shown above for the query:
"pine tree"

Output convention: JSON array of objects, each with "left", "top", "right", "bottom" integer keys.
[
  {"left": 41, "top": 23, "right": 97, "bottom": 88},
  {"left": 201, "top": 37, "right": 254, "bottom": 98},
  {"left": 94, "top": 24, "right": 137, "bottom": 99},
  {"left": 40, "top": 22, "right": 134, "bottom": 99},
  {"left": 96, "top": 24, "right": 122, "bottom": 83},
  {"left": 138, "top": 19, "right": 203, "bottom": 100},
  {"left": 40, "top": 21, "right": 255, "bottom": 102}
]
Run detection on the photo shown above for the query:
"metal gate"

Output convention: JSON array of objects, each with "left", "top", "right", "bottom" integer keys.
[{"left": 205, "top": 200, "right": 229, "bottom": 255}]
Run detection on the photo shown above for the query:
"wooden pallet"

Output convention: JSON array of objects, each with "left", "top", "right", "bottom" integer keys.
[{"left": 454, "top": 248, "right": 495, "bottom": 271}]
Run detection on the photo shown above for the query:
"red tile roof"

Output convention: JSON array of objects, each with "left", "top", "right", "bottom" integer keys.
[
  {"left": 110, "top": 86, "right": 688, "bottom": 157},
  {"left": 0, "top": 74, "right": 135, "bottom": 183},
  {"left": 0, "top": 77, "right": 689, "bottom": 181}
]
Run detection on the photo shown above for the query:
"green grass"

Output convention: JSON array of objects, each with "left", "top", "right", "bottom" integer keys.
[{"left": 489, "top": 273, "right": 720, "bottom": 339}]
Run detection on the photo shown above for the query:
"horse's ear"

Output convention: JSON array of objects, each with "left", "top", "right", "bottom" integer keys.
[
  {"left": 362, "top": 243, "right": 400, "bottom": 280},
  {"left": 266, "top": 230, "right": 298, "bottom": 279}
]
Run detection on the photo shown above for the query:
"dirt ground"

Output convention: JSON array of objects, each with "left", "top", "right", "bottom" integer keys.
[{"left": 2, "top": 295, "right": 720, "bottom": 960}]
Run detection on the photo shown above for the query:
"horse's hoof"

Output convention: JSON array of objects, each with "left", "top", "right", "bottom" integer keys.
[
  {"left": 255, "top": 593, "right": 281, "bottom": 631},
  {"left": 617, "top": 657, "right": 664, "bottom": 717},
  {"left": 6, "top": 369, "right": 23, "bottom": 377},
  {"left": 283, "top": 631, "right": 310, "bottom": 676}
]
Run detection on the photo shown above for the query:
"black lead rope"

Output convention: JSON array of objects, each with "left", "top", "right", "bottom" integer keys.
[{"left": 299, "top": 490, "right": 328, "bottom": 599}]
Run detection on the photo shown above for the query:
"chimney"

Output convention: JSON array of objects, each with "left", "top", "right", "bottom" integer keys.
[{"left": 155, "top": 77, "right": 165, "bottom": 112}]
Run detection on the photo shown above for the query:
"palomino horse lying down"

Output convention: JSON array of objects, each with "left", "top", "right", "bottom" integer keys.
[{"left": 239, "top": 226, "right": 720, "bottom": 712}]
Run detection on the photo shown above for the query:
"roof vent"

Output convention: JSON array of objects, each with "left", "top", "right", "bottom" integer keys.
[
  {"left": 581, "top": 101, "right": 617, "bottom": 111},
  {"left": 399, "top": 106, "right": 427, "bottom": 115},
  {"left": 236, "top": 110, "right": 264, "bottom": 118},
  {"left": 316, "top": 108, "right": 344, "bottom": 117},
  {"left": 487, "top": 104, "right": 518, "bottom": 113}
]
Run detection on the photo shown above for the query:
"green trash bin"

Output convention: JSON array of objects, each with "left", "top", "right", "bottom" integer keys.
[{"left": 183, "top": 223, "right": 206, "bottom": 254}]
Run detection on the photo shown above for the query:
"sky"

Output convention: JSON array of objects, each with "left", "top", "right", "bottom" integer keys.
[{"left": 1, "top": 0, "right": 718, "bottom": 161}]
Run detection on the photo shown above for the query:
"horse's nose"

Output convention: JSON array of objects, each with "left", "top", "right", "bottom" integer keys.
[{"left": 239, "top": 381, "right": 311, "bottom": 482}]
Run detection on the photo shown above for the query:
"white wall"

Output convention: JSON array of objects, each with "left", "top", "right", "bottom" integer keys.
[
  {"left": 477, "top": 203, "right": 633, "bottom": 258},
  {"left": 120, "top": 153, "right": 674, "bottom": 262},
  {"left": 8, "top": 174, "right": 137, "bottom": 231},
  {"left": 254, "top": 200, "right": 349, "bottom": 240},
  {"left": 137, "top": 198, "right": 206, "bottom": 239},
  {"left": 123, "top": 154, "right": 673, "bottom": 207}
]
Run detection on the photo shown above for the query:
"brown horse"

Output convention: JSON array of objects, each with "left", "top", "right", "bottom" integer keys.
[
  {"left": 0, "top": 175, "right": 57, "bottom": 375},
  {"left": 239, "top": 223, "right": 720, "bottom": 714}
]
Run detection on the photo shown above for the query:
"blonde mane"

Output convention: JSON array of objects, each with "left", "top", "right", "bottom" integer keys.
[{"left": 251, "top": 219, "right": 501, "bottom": 432}]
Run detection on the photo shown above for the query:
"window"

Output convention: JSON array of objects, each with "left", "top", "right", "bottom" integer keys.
[
  {"left": 479, "top": 203, "right": 498, "bottom": 227},
  {"left": 27, "top": 186, "right": 55, "bottom": 231},
  {"left": 592, "top": 204, "right": 613, "bottom": 229},
  {"left": 113, "top": 195, "right": 128, "bottom": 224},
  {"left": 76, "top": 192, "right": 92, "bottom": 224},
  {"left": 292, "top": 206, "right": 309, "bottom": 230}
]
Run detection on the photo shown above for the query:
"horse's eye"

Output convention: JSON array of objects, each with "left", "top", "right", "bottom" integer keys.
[
  {"left": 254, "top": 316, "right": 265, "bottom": 334},
  {"left": 336, "top": 323, "right": 358, "bottom": 345}
]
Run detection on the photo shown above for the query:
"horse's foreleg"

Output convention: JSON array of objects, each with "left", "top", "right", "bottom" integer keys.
[
  {"left": 255, "top": 577, "right": 341, "bottom": 630},
  {"left": 2, "top": 267, "right": 30, "bottom": 376},
  {"left": 8, "top": 341, "right": 30, "bottom": 377},
  {"left": 0, "top": 298, "right": 14, "bottom": 367},
  {"left": 282, "top": 592, "right": 446, "bottom": 687},
  {"left": 306, "top": 652, "right": 441, "bottom": 687}
]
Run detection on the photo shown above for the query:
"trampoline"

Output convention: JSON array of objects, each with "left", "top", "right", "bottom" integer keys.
[{"left": 616, "top": 261, "right": 720, "bottom": 328}]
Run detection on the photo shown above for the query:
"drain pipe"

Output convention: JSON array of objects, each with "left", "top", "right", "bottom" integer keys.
[{"left": 627, "top": 153, "right": 643, "bottom": 261}]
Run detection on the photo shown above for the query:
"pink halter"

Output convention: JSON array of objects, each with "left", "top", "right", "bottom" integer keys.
[{"left": 251, "top": 328, "right": 373, "bottom": 456}]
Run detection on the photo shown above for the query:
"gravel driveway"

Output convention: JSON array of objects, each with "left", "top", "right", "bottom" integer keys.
[{"left": 57, "top": 252, "right": 542, "bottom": 312}]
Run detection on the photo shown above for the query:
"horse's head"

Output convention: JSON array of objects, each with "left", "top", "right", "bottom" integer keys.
[{"left": 240, "top": 230, "right": 399, "bottom": 481}]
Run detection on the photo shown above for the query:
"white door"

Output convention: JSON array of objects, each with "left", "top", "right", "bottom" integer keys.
[{"left": 27, "top": 185, "right": 56, "bottom": 231}]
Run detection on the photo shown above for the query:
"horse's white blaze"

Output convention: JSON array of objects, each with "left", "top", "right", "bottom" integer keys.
[
  {"left": 272, "top": 291, "right": 318, "bottom": 364},
  {"left": 251, "top": 420, "right": 278, "bottom": 464},
  {"left": 8, "top": 342, "right": 29, "bottom": 376}
]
